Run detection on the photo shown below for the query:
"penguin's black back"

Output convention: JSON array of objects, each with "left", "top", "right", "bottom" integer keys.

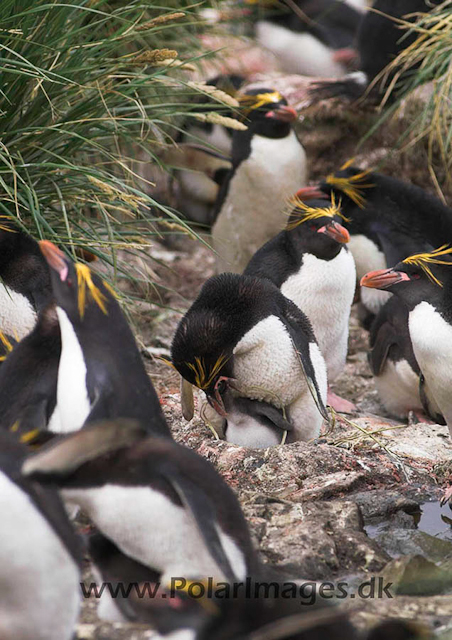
[
  {"left": 323, "top": 168, "right": 452, "bottom": 266},
  {"left": 358, "top": 0, "right": 442, "bottom": 83},
  {"left": 172, "top": 273, "right": 315, "bottom": 365},
  {"left": 63, "top": 274, "right": 170, "bottom": 437},
  {"left": 261, "top": 0, "right": 361, "bottom": 49},
  {"left": 0, "top": 304, "right": 60, "bottom": 433},
  {"left": 0, "top": 224, "right": 51, "bottom": 310}
]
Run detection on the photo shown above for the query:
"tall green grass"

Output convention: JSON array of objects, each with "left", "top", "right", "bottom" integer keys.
[
  {"left": 370, "top": 0, "right": 452, "bottom": 193},
  {"left": 0, "top": 0, "right": 221, "bottom": 282}
]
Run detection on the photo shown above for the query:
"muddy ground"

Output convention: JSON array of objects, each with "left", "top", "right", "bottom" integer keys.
[{"left": 76, "top": 48, "right": 452, "bottom": 639}]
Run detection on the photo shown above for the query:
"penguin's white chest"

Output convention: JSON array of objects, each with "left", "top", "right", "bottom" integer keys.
[
  {"left": 374, "top": 358, "right": 422, "bottom": 418},
  {"left": 63, "top": 484, "right": 247, "bottom": 583},
  {"left": 409, "top": 301, "right": 452, "bottom": 432},
  {"left": 233, "top": 315, "right": 308, "bottom": 405},
  {"left": 55, "top": 307, "right": 91, "bottom": 433},
  {"left": 0, "top": 284, "right": 36, "bottom": 338},
  {"left": 0, "top": 473, "right": 79, "bottom": 640},
  {"left": 281, "top": 249, "right": 356, "bottom": 381},
  {"left": 350, "top": 234, "right": 391, "bottom": 313},
  {"left": 213, "top": 131, "right": 306, "bottom": 272},
  {"left": 256, "top": 21, "right": 345, "bottom": 78}
]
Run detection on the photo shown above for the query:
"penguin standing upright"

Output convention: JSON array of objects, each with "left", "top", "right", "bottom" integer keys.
[
  {"left": 0, "top": 303, "right": 60, "bottom": 435},
  {"left": 245, "top": 195, "right": 356, "bottom": 412},
  {"left": 171, "top": 273, "right": 327, "bottom": 444},
  {"left": 23, "top": 419, "right": 259, "bottom": 593},
  {"left": 212, "top": 89, "right": 307, "bottom": 273},
  {"left": 300, "top": 163, "right": 452, "bottom": 320},
  {"left": 39, "top": 241, "right": 170, "bottom": 436},
  {"left": 0, "top": 430, "right": 81, "bottom": 640},
  {"left": 0, "top": 221, "right": 52, "bottom": 337},
  {"left": 311, "top": 0, "right": 443, "bottom": 101},
  {"left": 250, "top": 0, "right": 361, "bottom": 78},
  {"left": 361, "top": 246, "right": 452, "bottom": 435}
]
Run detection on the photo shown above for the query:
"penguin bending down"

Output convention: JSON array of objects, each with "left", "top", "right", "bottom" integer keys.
[
  {"left": 361, "top": 246, "right": 452, "bottom": 436},
  {"left": 0, "top": 221, "right": 52, "bottom": 337},
  {"left": 171, "top": 274, "right": 328, "bottom": 444},
  {"left": 39, "top": 241, "right": 170, "bottom": 436},
  {"left": 310, "top": 0, "right": 443, "bottom": 102},
  {"left": 244, "top": 195, "right": 356, "bottom": 413},
  {"left": 0, "top": 303, "right": 60, "bottom": 436},
  {"left": 22, "top": 419, "right": 259, "bottom": 592},
  {"left": 301, "top": 163, "right": 452, "bottom": 321},
  {"left": 0, "top": 430, "right": 81, "bottom": 640},
  {"left": 212, "top": 89, "right": 307, "bottom": 273},
  {"left": 250, "top": 0, "right": 361, "bottom": 78}
]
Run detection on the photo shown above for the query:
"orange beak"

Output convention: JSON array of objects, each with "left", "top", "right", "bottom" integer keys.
[
  {"left": 295, "top": 186, "right": 328, "bottom": 200},
  {"left": 39, "top": 240, "right": 68, "bottom": 281},
  {"left": 266, "top": 105, "right": 298, "bottom": 123},
  {"left": 360, "top": 269, "right": 410, "bottom": 289},
  {"left": 318, "top": 220, "right": 350, "bottom": 244}
]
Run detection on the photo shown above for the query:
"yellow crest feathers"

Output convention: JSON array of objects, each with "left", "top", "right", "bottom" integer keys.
[
  {"left": 75, "top": 263, "right": 108, "bottom": 319},
  {"left": 403, "top": 245, "right": 452, "bottom": 287},
  {"left": 186, "top": 354, "right": 228, "bottom": 390},
  {"left": 286, "top": 193, "right": 349, "bottom": 230},
  {"left": 325, "top": 167, "right": 374, "bottom": 209},
  {"left": 0, "top": 331, "right": 15, "bottom": 361},
  {"left": 238, "top": 91, "right": 283, "bottom": 114}
]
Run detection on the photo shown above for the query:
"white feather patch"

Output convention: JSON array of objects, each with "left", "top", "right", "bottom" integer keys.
[{"left": 0, "top": 284, "right": 36, "bottom": 338}]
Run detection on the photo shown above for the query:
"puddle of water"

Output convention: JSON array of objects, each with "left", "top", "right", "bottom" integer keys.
[
  {"left": 366, "top": 501, "right": 452, "bottom": 542},
  {"left": 414, "top": 501, "right": 452, "bottom": 540}
]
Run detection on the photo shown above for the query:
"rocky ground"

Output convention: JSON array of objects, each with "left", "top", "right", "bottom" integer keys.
[
  {"left": 77, "top": 239, "right": 452, "bottom": 640},
  {"left": 76, "top": 34, "right": 452, "bottom": 640}
]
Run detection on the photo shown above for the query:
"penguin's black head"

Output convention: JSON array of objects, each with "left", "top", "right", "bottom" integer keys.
[
  {"left": 361, "top": 246, "right": 452, "bottom": 309},
  {"left": 171, "top": 313, "right": 235, "bottom": 416},
  {"left": 286, "top": 195, "right": 350, "bottom": 256},
  {"left": 300, "top": 162, "right": 376, "bottom": 211},
  {"left": 39, "top": 240, "right": 113, "bottom": 324},
  {"left": 238, "top": 88, "right": 297, "bottom": 138}
]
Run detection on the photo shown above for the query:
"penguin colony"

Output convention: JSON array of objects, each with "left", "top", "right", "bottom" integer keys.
[{"left": 0, "top": 1, "right": 449, "bottom": 639}]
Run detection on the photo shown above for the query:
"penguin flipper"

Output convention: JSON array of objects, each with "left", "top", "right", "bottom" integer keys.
[
  {"left": 165, "top": 469, "right": 237, "bottom": 583},
  {"left": 419, "top": 375, "right": 446, "bottom": 426},
  {"left": 22, "top": 419, "right": 149, "bottom": 478},
  {"left": 277, "top": 299, "right": 329, "bottom": 421},
  {"left": 368, "top": 321, "right": 395, "bottom": 376}
]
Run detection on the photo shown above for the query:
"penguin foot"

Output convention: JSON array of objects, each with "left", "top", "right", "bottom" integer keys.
[
  {"left": 327, "top": 390, "right": 357, "bottom": 414},
  {"left": 409, "top": 410, "right": 436, "bottom": 425},
  {"left": 332, "top": 47, "right": 359, "bottom": 69},
  {"left": 440, "top": 484, "right": 452, "bottom": 507}
]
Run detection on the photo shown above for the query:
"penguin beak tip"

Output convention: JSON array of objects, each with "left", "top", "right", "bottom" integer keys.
[
  {"left": 318, "top": 221, "right": 350, "bottom": 244},
  {"left": 39, "top": 240, "right": 69, "bottom": 282}
]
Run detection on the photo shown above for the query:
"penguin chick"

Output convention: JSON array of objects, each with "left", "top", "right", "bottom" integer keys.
[
  {"left": 0, "top": 303, "right": 61, "bottom": 436},
  {"left": 22, "top": 418, "right": 259, "bottom": 588},
  {"left": 212, "top": 89, "right": 307, "bottom": 273},
  {"left": 361, "top": 246, "right": 452, "bottom": 437},
  {"left": 310, "top": 0, "right": 443, "bottom": 102},
  {"left": 203, "top": 391, "right": 294, "bottom": 448},
  {"left": 368, "top": 296, "right": 443, "bottom": 422},
  {"left": 39, "top": 240, "right": 170, "bottom": 436},
  {"left": 304, "top": 163, "right": 452, "bottom": 319},
  {"left": 244, "top": 195, "right": 356, "bottom": 413},
  {"left": 0, "top": 429, "right": 81, "bottom": 640},
  {"left": 0, "top": 220, "right": 52, "bottom": 337},
  {"left": 171, "top": 274, "right": 328, "bottom": 442},
  {"left": 251, "top": 0, "right": 361, "bottom": 78}
]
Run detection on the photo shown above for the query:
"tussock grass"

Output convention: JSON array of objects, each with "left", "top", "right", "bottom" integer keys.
[{"left": 0, "top": 0, "right": 225, "bottom": 285}]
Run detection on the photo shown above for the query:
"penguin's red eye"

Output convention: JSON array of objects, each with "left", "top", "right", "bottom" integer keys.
[
  {"left": 412, "top": 273, "right": 421, "bottom": 280},
  {"left": 66, "top": 278, "right": 73, "bottom": 286},
  {"left": 309, "top": 224, "right": 317, "bottom": 231}
]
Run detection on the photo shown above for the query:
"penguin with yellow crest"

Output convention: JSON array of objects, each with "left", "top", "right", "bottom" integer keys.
[
  {"left": 38, "top": 241, "right": 170, "bottom": 437},
  {"left": 245, "top": 194, "right": 356, "bottom": 413},
  {"left": 212, "top": 88, "right": 306, "bottom": 274}
]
